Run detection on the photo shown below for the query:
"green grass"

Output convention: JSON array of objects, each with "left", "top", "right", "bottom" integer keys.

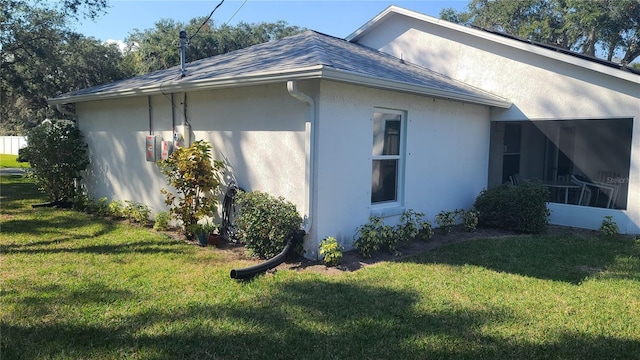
[
  {"left": 1, "top": 175, "right": 639, "bottom": 359},
  {"left": 0, "top": 154, "right": 29, "bottom": 168}
]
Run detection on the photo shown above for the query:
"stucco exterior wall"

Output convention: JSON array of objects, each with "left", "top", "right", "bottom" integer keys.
[
  {"left": 311, "top": 80, "right": 491, "bottom": 256},
  {"left": 76, "top": 83, "right": 308, "bottom": 222},
  {"left": 354, "top": 13, "right": 640, "bottom": 233}
]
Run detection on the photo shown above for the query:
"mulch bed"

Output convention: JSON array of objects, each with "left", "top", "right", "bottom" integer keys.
[{"left": 163, "top": 224, "right": 602, "bottom": 276}]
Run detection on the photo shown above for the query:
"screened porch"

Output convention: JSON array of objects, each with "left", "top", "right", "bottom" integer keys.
[{"left": 488, "top": 119, "right": 633, "bottom": 210}]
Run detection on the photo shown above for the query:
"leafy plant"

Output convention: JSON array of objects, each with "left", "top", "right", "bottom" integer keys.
[
  {"left": 319, "top": 236, "right": 343, "bottom": 267},
  {"left": 599, "top": 216, "right": 619, "bottom": 238},
  {"left": 419, "top": 220, "right": 434, "bottom": 241},
  {"left": 21, "top": 121, "right": 89, "bottom": 201},
  {"left": 457, "top": 208, "right": 479, "bottom": 232},
  {"left": 153, "top": 211, "right": 171, "bottom": 231},
  {"left": 123, "top": 200, "right": 151, "bottom": 226},
  {"left": 159, "top": 140, "right": 225, "bottom": 239},
  {"left": 109, "top": 200, "right": 125, "bottom": 219},
  {"left": 235, "top": 191, "right": 302, "bottom": 259},
  {"left": 353, "top": 216, "right": 394, "bottom": 258},
  {"left": 396, "top": 210, "right": 425, "bottom": 243},
  {"left": 435, "top": 210, "right": 457, "bottom": 234},
  {"left": 474, "top": 182, "right": 550, "bottom": 234}
]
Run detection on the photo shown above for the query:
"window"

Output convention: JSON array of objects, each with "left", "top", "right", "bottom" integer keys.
[{"left": 371, "top": 109, "right": 404, "bottom": 204}]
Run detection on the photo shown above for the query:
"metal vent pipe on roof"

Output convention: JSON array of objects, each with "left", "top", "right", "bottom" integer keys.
[{"left": 179, "top": 30, "right": 187, "bottom": 77}]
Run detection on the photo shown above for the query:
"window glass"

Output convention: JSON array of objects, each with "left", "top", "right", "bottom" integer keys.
[{"left": 371, "top": 110, "right": 404, "bottom": 204}]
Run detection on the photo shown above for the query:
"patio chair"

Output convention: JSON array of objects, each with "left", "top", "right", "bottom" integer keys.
[
  {"left": 571, "top": 174, "right": 616, "bottom": 208},
  {"left": 594, "top": 171, "right": 621, "bottom": 208}
]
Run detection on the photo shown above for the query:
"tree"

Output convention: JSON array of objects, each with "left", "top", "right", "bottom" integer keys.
[
  {"left": 0, "top": 0, "right": 125, "bottom": 135},
  {"left": 123, "top": 18, "right": 304, "bottom": 75},
  {"left": 22, "top": 121, "right": 90, "bottom": 202},
  {"left": 440, "top": 0, "right": 640, "bottom": 64}
]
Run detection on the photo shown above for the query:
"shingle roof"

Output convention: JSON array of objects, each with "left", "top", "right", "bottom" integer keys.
[{"left": 49, "top": 30, "right": 510, "bottom": 108}]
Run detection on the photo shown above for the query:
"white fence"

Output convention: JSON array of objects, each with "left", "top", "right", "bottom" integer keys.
[{"left": 0, "top": 136, "right": 27, "bottom": 155}]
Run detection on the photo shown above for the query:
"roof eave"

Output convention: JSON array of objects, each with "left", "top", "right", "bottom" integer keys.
[
  {"left": 47, "top": 66, "right": 326, "bottom": 105},
  {"left": 321, "top": 67, "right": 512, "bottom": 108}
]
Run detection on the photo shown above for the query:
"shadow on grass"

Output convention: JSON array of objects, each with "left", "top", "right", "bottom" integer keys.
[
  {"left": 0, "top": 176, "right": 44, "bottom": 209},
  {"left": 405, "top": 234, "right": 640, "bottom": 284},
  {"left": 2, "top": 279, "right": 638, "bottom": 359}
]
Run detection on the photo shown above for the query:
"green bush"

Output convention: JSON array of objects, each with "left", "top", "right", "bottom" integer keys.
[
  {"left": 599, "top": 216, "right": 619, "bottom": 238},
  {"left": 419, "top": 220, "right": 434, "bottom": 241},
  {"left": 159, "top": 140, "right": 224, "bottom": 239},
  {"left": 474, "top": 182, "right": 550, "bottom": 234},
  {"left": 22, "top": 121, "right": 89, "bottom": 201},
  {"left": 109, "top": 200, "right": 125, "bottom": 219},
  {"left": 153, "top": 211, "right": 171, "bottom": 231},
  {"left": 319, "top": 236, "right": 343, "bottom": 266},
  {"left": 435, "top": 210, "right": 457, "bottom": 234},
  {"left": 457, "top": 208, "right": 479, "bottom": 232},
  {"left": 235, "top": 191, "right": 302, "bottom": 259},
  {"left": 353, "top": 216, "right": 394, "bottom": 258},
  {"left": 123, "top": 200, "right": 151, "bottom": 226}
]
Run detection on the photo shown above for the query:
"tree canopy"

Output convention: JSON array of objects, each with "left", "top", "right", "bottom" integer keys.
[
  {"left": 123, "top": 18, "right": 304, "bottom": 75},
  {"left": 440, "top": 0, "right": 640, "bottom": 64},
  {"left": 0, "top": 0, "right": 303, "bottom": 135}
]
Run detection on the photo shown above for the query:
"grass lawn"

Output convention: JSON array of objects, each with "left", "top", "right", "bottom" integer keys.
[
  {"left": 0, "top": 154, "right": 29, "bottom": 168},
  {"left": 1, "top": 175, "right": 639, "bottom": 359}
]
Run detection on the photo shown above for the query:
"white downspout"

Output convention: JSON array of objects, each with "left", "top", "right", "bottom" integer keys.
[
  {"left": 56, "top": 104, "right": 76, "bottom": 118},
  {"left": 287, "top": 80, "right": 315, "bottom": 235}
]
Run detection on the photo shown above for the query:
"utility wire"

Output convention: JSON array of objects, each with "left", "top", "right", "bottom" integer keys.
[
  {"left": 224, "top": 0, "right": 248, "bottom": 26},
  {"left": 189, "top": 0, "right": 225, "bottom": 41}
]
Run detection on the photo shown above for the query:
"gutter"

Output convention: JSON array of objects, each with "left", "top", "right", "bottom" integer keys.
[
  {"left": 287, "top": 80, "right": 315, "bottom": 234},
  {"left": 47, "top": 66, "right": 510, "bottom": 109}
]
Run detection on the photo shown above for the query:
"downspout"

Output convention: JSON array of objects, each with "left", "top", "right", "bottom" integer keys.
[
  {"left": 286, "top": 80, "right": 315, "bottom": 234},
  {"left": 56, "top": 104, "right": 76, "bottom": 121}
]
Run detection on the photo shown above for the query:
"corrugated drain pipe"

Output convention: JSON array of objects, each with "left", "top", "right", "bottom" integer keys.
[{"left": 230, "top": 230, "right": 306, "bottom": 279}]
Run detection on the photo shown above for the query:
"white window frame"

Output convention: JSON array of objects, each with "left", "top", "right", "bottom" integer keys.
[{"left": 370, "top": 108, "right": 406, "bottom": 215}]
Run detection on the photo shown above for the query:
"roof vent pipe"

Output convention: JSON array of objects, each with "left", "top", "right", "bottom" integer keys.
[{"left": 179, "top": 30, "right": 188, "bottom": 77}]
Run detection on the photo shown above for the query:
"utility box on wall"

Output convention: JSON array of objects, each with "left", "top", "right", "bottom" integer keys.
[
  {"left": 160, "top": 140, "right": 174, "bottom": 160},
  {"left": 146, "top": 135, "right": 160, "bottom": 162}
]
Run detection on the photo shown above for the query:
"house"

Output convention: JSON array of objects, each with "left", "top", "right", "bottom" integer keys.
[{"left": 49, "top": 6, "right": 640, "bottom": 258}]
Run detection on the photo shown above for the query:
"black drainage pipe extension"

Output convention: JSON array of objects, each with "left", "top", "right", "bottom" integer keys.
[
  {"left": 230, "top": 230, "right": 305, "bottom": 280},
  {"left": 32, "top": 200, "right": 73, "bottom": 209}
]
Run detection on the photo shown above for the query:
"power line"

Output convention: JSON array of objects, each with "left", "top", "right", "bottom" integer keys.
[
  {"left": 224, "top": 0, "right": 248, "bottom": 26},
  {"left": 189, "top": 0, "right": 225, "bottom": 41}
]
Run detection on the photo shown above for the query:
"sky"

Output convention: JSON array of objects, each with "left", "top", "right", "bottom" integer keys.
[{"left": 74, "top": 0, "right": 469, "bottom": 44}]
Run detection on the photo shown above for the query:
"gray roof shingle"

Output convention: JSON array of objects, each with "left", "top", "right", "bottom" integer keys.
[{"left": 49, "top": 31, "right": 509, "bottom": 107}]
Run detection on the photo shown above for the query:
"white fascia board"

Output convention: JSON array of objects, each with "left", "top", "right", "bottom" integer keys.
[
  {"left": 347, "top": 6, "right": 640, "bottom": 85},
  {"left": 320, "top": 67, "right": 512, "bottom": 108},
  {"left": 47, "top": 66, "right": 326, "bottom": 105}
]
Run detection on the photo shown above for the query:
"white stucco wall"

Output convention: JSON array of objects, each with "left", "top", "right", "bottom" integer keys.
[
  {"left": 310, "top": 81, "right": 491, "bottom": 256},
  {"left": 355, "top": 13, "right": 640, "bottom": 233},
  {"left": 76, "top": 83, "right": 308, "bottom": 223}
]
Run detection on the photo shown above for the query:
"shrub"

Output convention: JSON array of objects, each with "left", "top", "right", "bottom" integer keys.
[
  {"left": 474, "top": 182, "right": 550, "bottom": 233},
  {"left": 109, "top": 200, "right": 125, "bottom": 219},
  {"left": 435, "top": 210, "right": 457, "bottom": 234},
  {"left": 457, "top": 208, "right": 479, "bottom": 232},
  {"left": 419, "top": 220, "right": 434, "bottom": 241},
  {"left": 319, "top": 236, "right": 343, "bottom": 266},
  {"left": 123, "top": 200, "right": 151, "bottom": 226},
  {"left": 353, "top": 216, "right": 394, "bottom": 257},
  {"left": 234, "top": 191, "right": 302, "bottom": 259},
  {"left": 396, "top": 210, "right": 424, "bottom": 243},
  {"left": 599, "top": 216, "right": 619, "bottom": 238},
  {"left": 153, "top": 211, "right": 171, "bottom": 231},
  {"left": 22, "top": 121, "right": 89, "bottom": 201},
  {"left": 159, "top": 140, "right": 225, "bottom": 239}
]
